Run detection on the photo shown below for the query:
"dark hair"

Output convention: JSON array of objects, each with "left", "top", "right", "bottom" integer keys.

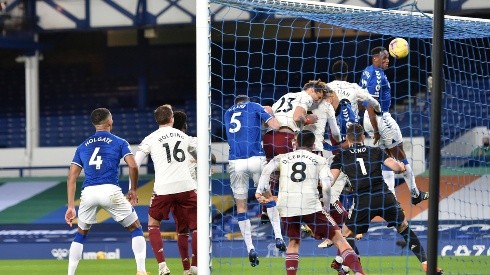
[
  {"left": 371, "top": 46, "right": 387, "bottom": 56},
  {"left": 91, "top": 108, "right": 111, "bottom": 125},
  {"left": 296, "top": 130, "right": 316, "bottom": 148},
  {"left": 173, "top": 110, "right": 187, "bottom": 133},
  {"left": 346, "top": 123, "right": 365, "bottom": 142},
  {"left": 332, "top": 60, "right": 349, "bottom": 81},
  {"left": 154, "top": 104, "right": 173, "bottom": 125},
  {"left": 303, "top": 79, "right": 327, "bottom": 94},
  {"left": 235, "top": 95, "right": 250, "bottom": 104}
]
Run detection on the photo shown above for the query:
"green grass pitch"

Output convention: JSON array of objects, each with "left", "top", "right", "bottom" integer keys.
[{"left": 1, "top": 256, "right": 488, "bottom": 274}]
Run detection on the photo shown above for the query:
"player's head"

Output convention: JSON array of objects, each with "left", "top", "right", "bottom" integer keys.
[
  {"left": 332, "top": 60, "right": 349, "bottom": 81},
  {"left": 346, "top": 123, "right": 365, "bottom": 145},
  {"left": 235, "top": 95, "right": 250, "bottom": 105},
  {"left": 295, "top": 130, "right": 316, "bottom": 149},
  {"left": 173, "top": 110, "right": 188, "bottom": 133},
  {"left": 303, "top": 79, "right": 328, "bottom": 101},
  {"left": 91, "top": 108, "right": 113, "bottom": 131},
  {"left": 371, "top": 46, "right": 389, "bottom": 70},
  {"left": 154, "top": 104, "right": 173, "bottom": 126}
]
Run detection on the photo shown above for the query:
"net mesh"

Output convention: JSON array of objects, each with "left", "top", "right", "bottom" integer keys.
[{"left": 209, "top": 0, "right": 490, "bottom": 273}]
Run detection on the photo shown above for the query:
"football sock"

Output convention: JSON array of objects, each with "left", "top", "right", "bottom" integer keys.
[
  {"left": 347, "top": 237, "right": 360, "bottom": 256},
  {"left": 265, "top": 201, "right": 283, "bottom": 239},
  {"left": 399, "top": 226, "right": 427, "bottom": 263},
  {"left": 341, "top": 248, "right": 364, "bottom": 274},
  {"left": 382, "top": 165, "right": 396, "bottom": 196},
  {"left": 131, "top": 227, "right": 147, "bottom": 273},
  {"left": 177, "top": 233, "right": 191, "bottom": 270},
  {"left": 191, "top": 230, "right": 198, "bottom": 267},
  {"left": 237, "top": 213, "right": 254, "bottom": 252},
  {"left": 68, "top": 241, "right": 83, "bottom": 275},
  {"left": 148, "top": 225, "right": 165, "bottom": 263},
  {"left": 285, "top": 253, "right": 299, "bottom": 275},
  {"left": 401, "top": 160, "right": 420, "bottom": 197}
]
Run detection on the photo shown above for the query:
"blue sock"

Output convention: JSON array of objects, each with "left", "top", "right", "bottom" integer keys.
[
  {"left": 73, "top": 232, "right": 87, "bottom": 244},
  {"left": 265, "top": 201, "right": 276, "bottom": 208},
  {"left": 382, "top": 164, "right": 392, "bottom": 171},
  {"left": 237, "top": 212, "right": 247, "bottom": 221},
  {"left": 131, "top": 226, "right": 144, "bottom": 238}
]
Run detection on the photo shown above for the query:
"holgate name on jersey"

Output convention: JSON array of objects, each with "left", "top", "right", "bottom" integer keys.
[
  {"left": 281, "top": 153, "right": 319, "bottom": 164},
  {"left": 157, "top": 132, "right": 185, "bottom": 143},
  {"left": 85, "top": 137, "right": 113, "bottom": 146}
]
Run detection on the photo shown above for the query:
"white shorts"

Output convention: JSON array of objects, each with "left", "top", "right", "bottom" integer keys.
[
  {"left": 228, "top": 156, "right": 267, "bottom": 200},
  {"left": 363, "top": 112, "right": 403, "bottom": 149},
  {"left": 77, "top": 184, "right": 137, "bottom": 228}
]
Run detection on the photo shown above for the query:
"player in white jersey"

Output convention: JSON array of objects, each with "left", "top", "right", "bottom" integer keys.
[
  {"left": 328, "top": 60, "right": 381, "bottom": 119},
  {"left": 303, "top": 87, "right": 341, "bottom": 155},
  {"left": 316, "top": 61, "right": 382, "bottom": 251},
  {"left": 256, "top": 130, "right": 365, "bottom": 275},
  {"left": 134, "top": 105, "right": 198, "bottom": 275},
  {"left": 261, "top": 80, "right": 327, "bottom": 224},
  {"left": 270, "top": 79, "right": 326, "bottom": 133}
]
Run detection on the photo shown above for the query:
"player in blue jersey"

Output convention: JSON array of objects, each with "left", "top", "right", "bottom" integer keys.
[
  {"left": 224, "top": 95, "right": 285, "bottom": 267},
  {"left": 65, "top": 108, "right": 147, "bottom": 275},
  {"left": 359, "top": 46, "right": 429, "bottom": 205}
]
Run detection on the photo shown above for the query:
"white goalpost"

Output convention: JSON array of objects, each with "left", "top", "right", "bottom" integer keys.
[{"left": 196, "top": 1, "right": 212, "bottom": 275}]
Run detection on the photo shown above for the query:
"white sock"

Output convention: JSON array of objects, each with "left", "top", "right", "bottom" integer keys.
[
  {"left": 266, "top": 206, "right": 283, "bottom": 239},
  {"left": 238, "top": 218, "right": 254, "bottom": 252},
  {"left": 403, "top": 162, "right": 420, "bottom": 197},
  {"left": 68, "top": 242, "right": 83, "bottom": 275},
  {"left": 382, "top": 170, "right": 396, "bottom": 197},
  {"left": 132, "top": 235, "right": 147, "bottom": 273}
]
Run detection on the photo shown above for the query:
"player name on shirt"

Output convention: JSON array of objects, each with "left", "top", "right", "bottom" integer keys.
[
  {"left": 157, "top": 132, "right": 185, "bottom": 142},
  {"left": 349, "top": 146, "right": 367, "bottom": 154},
  {"left": 84, "top": 137, "right": 113, "bottom": 146},
  {"left": 282, "top": 152, "right": 319, "bottom": 164}
]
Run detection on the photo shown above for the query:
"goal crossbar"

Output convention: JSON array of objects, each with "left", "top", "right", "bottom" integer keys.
[{"left": 211, "top": 0, "right": 490, "bottom": 39}]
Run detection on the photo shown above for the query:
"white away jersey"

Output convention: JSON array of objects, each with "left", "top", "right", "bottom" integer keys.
[
  {"left": 327, "top": 80, "right": 374, "bottom": 116},
  {"left": 304, "top": 100, "right": 337, "bottom": 151},
  {"left": 267, "top": 149, "right": 329, "bottom": 217},
  {"left": 272, "top": 91, "right": 314, "bottom": 132},
  {"left": 138, "top": 126, "right": 197, "bottom": 195}
]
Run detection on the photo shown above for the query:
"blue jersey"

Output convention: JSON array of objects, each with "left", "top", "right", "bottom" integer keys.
[
  {"left": 224, "top": 101, "right": 272, "bottom": 160},
  {"left": 337, "top": 99, "right": 357, "bottom": 141},
  {"left": 359, "top": 65, "right": 391, "bottom": 112},
  {"left": 71, "top": 131, "right": 133, "bottom": 189}
]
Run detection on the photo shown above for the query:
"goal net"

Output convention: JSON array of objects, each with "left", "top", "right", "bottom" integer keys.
[{"left": 207, "top": 0, "right": 490, "bottom": 273}]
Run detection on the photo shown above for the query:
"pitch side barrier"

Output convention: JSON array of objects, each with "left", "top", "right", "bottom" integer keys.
[{"left": 0, "top": 221, "right": 488, "bottom": 259}]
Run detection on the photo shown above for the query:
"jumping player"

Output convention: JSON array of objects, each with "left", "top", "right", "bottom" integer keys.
[
  {"left": 360, "top": 47, "right": 429, "bottom": 205},
  {"left": 224, "top": 95, "right": 286, "bottom": 267}
]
